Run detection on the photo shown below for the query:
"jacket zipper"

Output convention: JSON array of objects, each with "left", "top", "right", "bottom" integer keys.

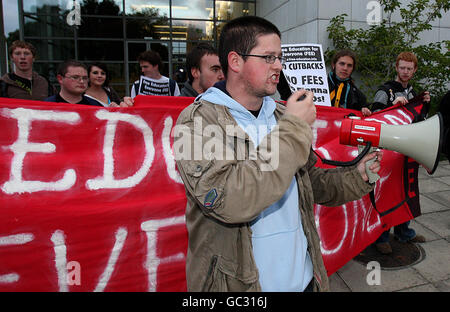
[{"left": 201, "top": 255, "right": 218, "bottom": 291}]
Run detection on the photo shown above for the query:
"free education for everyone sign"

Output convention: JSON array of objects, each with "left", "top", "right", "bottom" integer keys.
[{"left": 282, "top": 43, "right": 331, "bottom": 106}]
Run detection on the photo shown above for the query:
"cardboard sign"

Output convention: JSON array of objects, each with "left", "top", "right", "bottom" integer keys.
[
  {"left": 282, "top": 44, "right": 331, "bottom": 106},
  {"left": 138, "top": 76, "right": 171, "bottom": 96}
]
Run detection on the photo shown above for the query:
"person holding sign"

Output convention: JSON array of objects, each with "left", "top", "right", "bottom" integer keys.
[
  {"left": 130, "top": 50, "right": 180, "bottom": 98},
  {"left": 328, "top": 50, "right": 370, "bottom": 116},
  {"left": 174, "top": 16, "right": 381, "bottom": 292}
]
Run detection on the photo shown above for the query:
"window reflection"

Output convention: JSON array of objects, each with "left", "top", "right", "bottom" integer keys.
[
  {"left": 127, "top": 43, "right": 147, "bottom": 61},
  {"left": 216, "top": 1, "right": 255, "bottom": 21},
  {"left": 125, "top": 0, "right": 169, "bottom": 17},
  {"left": 24, "top": 0, "right": 123, "bottom": 14},
  {"left": 27, "top": 39, "right": 75, "bottom": 61},
  {"left": 79, "top": 17, "right": 123, "bottom": 38},
  {"left": 81, "top": 0, "right": 123, "bottom": 15},
  {"left": 172, "top": 20, "right": 214, "bottom": 41},
  {"left": 15, "top": 0, "right": 256, "bottom": 97},
  {"left": 171, "top": 0, "right": 214, "bottom": 19},
  {"left": 23, "top": 0, "right": 71, "bottom": 14},
  {"left": 24, "top": 15, "right": 74, "bottom": 37},
  {"left": 126, "top": 18, "right": 170, "bottom": 40},
  {"left": 78, "top": 40, "right": 124, "bottom": 61}
]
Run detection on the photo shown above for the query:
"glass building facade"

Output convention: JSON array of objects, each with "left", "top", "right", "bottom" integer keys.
[{"left": 4, "top": 0, "right": 256, "bottom": 96}]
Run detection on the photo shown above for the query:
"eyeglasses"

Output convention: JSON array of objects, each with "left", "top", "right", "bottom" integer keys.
[
  {"left": 237, "top": 52, "right": 286, "bottom": 65},
  {"left": 64, "top": 75, "right": 89, "bottom": 82}
]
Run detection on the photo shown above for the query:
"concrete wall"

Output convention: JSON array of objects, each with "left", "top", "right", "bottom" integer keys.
[{"left": 256, "top": 0, "right": 450, "bottom": 51}]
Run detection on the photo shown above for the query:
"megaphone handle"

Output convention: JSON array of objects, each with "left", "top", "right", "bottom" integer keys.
[{"left": 358, "top": 145, "right": 380, "bottom": 184}]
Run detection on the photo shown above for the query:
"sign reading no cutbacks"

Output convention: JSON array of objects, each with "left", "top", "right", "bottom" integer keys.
[{"left": 281, "top": 43, "right": 331, "bottom": 107}]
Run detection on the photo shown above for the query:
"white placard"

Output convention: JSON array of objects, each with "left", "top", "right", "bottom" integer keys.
[{"left": 281, "top": 43, "right": 331, "bottom": 107}]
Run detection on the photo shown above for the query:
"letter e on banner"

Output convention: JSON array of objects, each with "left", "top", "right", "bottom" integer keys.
[
  {"left": 1, "top": 108, "right": 80, "bottom": 194},
  {"left": 86, "top": 110, "right": 155, "bottom": 190}
]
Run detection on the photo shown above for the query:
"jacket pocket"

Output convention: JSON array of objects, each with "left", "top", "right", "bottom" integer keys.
[
  {"left": 202, "top": 255, "right": 259, "bottom": 292},
  {"left": 185, "top": 160, "right": 214, "bottom": 178}
]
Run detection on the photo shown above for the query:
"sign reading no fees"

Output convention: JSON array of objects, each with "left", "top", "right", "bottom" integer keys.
[{"left": 281, "top": 44, "right": 331, "bottom": 106}]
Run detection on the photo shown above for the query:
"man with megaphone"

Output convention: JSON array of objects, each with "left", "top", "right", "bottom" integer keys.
[{"left": 370, "top": 51, "right": 430, "bottom": 255}]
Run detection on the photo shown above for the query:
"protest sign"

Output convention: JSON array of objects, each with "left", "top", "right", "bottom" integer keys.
[
  {"left": 281, "top": 44, "right": 331, "bottom": 106},
  {"left": 138, "top": 76, "right": 171, "bottom": 96}
]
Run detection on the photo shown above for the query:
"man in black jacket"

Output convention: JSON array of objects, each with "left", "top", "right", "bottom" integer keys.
[
  {"left": 372, "top": 51, "right": 429, "bottom": 255},
  {"left": 371, "top": 51, "right": 430, "bottom": 113},
  {"left": 327, "top": 49, "right": 370, "bottom": 115},
  {"left": 180, "top": 43, "right": 224, "bottom": 97}
]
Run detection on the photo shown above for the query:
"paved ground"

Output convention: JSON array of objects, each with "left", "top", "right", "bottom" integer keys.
[{"left": 330, "top": 160, "right": 450, "bottom": 292}]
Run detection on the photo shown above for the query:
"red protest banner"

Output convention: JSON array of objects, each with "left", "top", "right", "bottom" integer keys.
[{"left": 0, "top": 95, "right": 425, "bottom": 291}]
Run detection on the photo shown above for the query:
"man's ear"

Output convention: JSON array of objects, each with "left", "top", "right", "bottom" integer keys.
[
  {"left": 191, "top": 67, "right": 200, "bottom": 80},
  {"left": 227, "top": 51, "right": 241, "bottom": 74},
  {"left": 56, "top": 74, "right": 63, "bottom": 85}
]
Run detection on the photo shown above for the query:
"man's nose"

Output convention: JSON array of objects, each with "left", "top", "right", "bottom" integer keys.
[
  {"left": 273, "top": 59, "right": 283, "bottom": 70},
  {"left": 217, "top": 71, "right": 224, "bottom": 80}
]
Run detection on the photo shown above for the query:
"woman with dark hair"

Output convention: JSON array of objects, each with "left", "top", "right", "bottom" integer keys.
[{"left": 85, "top": 62, "right": 121, "bottom": 107}]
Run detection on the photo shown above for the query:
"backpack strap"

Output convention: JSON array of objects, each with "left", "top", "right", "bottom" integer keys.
[
  {"left": 169, "top": 78, "right": 176, "bottom": 96},
  {"left": 0, "top": 80, "right": 8, "bottom": 97}
]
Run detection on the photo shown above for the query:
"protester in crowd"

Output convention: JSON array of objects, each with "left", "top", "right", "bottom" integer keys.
[
  {"left": 371, "top": 51, "right": 431, "bottom": 112},
  {"left": 174, "top": 16, "right": 382, "bottom": 292},
  {"left": 180, "top": 43, "right": 224, "bottom": 97},
  {"left": 0, "top": 40, "right": 55, "bottom": 100},
  {"left": 371, "top": 51, "right": 429, "bottom": 255},
  {"left": 130, "top": 50, "right": 180, "bottom": 97},
  {"left": 328, "top": 49, "right": 370, "bottom": 116},
  {"left": 45, "top": 60, "right": 102, "bottom": 106},
  {"left": 85, "top": 62, "right": 121, "bottom": 107}
]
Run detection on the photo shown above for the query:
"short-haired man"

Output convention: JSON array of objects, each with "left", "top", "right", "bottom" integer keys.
[
  {"left": 180, "top": 43, "right": 224, "bottom": 97},
  {"left": 328, "top": 49, "right": 370, "bottom": 116},
  {"left": 372, "top": 51, "right": 430, "bottom": 111},
  {"left": 0, "top": 40, "right": 55, "bottom": 100},
  {"left": 371, "top": 51, "right": 429, "bottom": 254},
  {"left": 130, "top": 50, "right": 180, "bottom": 98},
  {"left": 45, "top": 60, "right": 102, "bottom": 106},
  {"left": 174, "top": 16, "right": 381, "bottom": 292}
]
